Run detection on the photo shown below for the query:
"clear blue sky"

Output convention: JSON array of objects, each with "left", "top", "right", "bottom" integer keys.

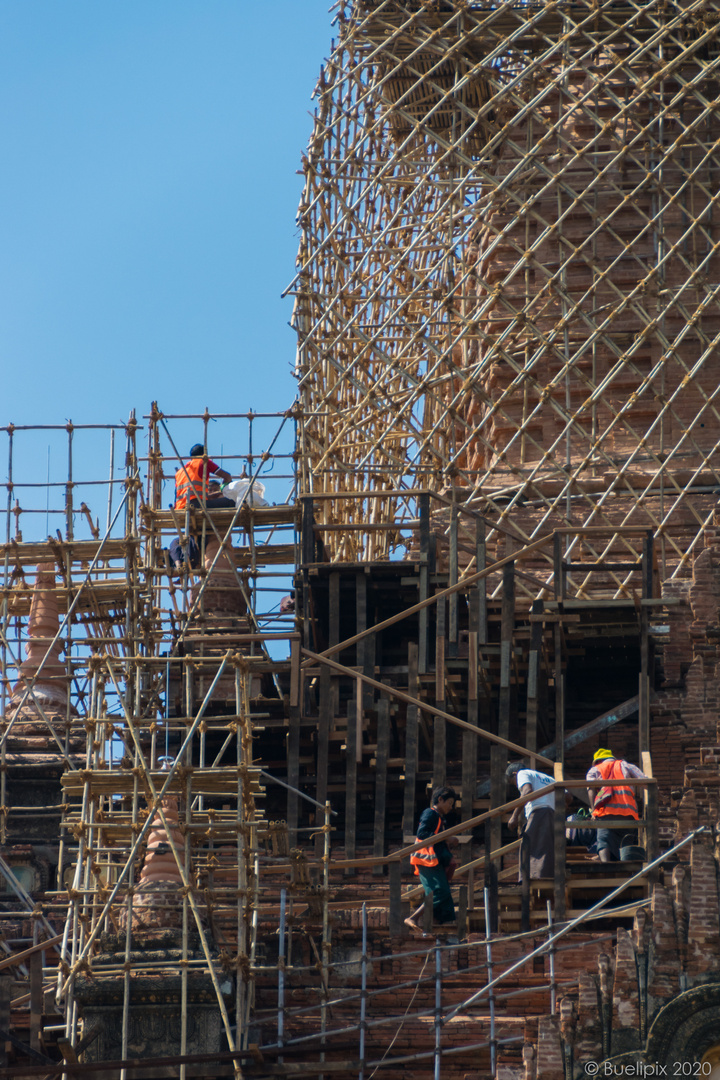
[{"left": 0, "top": 1, "right": 334, "bottom": 430}]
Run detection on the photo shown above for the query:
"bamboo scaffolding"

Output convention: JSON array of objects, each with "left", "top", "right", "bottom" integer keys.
[
  {"left": 292, "top": 0, "right": 720, "bottom": 578},
  {"left": 0, "top": 407, "right": 304, "bottom": 1076}
]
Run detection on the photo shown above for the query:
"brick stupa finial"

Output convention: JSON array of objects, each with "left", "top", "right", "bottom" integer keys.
[
  {"left": 130, "top": 795, "right": 187, "bottom": 932},
  {"left": 11, "top": 562, "right": 68, "bottom": 710},
  {"left": 196, "top": 537, "right": 247, "bottom": 618}
]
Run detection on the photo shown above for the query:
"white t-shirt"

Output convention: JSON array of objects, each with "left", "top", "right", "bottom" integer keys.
[{"left": 517, "top": 769, "right": 555, "bottom": 819}]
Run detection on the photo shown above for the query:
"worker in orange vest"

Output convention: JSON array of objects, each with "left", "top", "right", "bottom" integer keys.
[
  {"left": 586, "top": 748, "right": 645, "bottom": 862},
  {"left": 174, "top": 444, "right": 233, "bottom": 510},
  {"left": 404, "top": 786, "right": 457, "bottom": 936}
]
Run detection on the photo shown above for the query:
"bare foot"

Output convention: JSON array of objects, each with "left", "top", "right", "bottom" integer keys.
[{"left": 404, "top": 917, "right": 430, "bottom": 937}]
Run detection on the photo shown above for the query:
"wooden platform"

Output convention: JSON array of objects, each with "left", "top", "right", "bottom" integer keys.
[{"left": 142, "top": 504, "right": 299, "bottom": 531}]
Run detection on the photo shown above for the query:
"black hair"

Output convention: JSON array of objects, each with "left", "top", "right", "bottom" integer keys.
[
  {"left": 506, "top": 762, "right": 527, "bottom": 780},
  {"left": 431, "top": 786, "right": 456, "bottom": 806},
  {"left": 190, "top": 443, "right": 205, "bottom": 457}
]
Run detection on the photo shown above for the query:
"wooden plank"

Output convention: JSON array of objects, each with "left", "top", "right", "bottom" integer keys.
[
  {"left": 0, "top": 978, "right": 13, "bottom": 1066},
  {"left": 287, "top": 702, "right": 300, "bottom": 847},
  {"left": 468, "top": 630, "right": 478, "bottom": 704},
  {"left": 564, "top": 561, "right": 642, "bottom": 572},
  {"left": 313, "top": 521, "right": 420, "bottom": 532},
  {"left": 373, "top": 697, "right": 390, "bottom": 876},
  {"left": 526, "top": 600, "right": 543, "bottom": 756},
  {"left": 0, "top": 935, "right": 62, "bottom": 973},
  {"left": 301, "top": 498, "right": 315, "bottom": 566},
  {"left": 328, "top": 568, "right": 342, "bottom": 856},
  {"left": 466, "top": 564, "right": 481, "bottom": 875},
  {"left": 642, "top": 751, "right": 659, "bottom": 881},
  {"left": 289, "top": 638, "right": 300, "bottom": 710},
  {"left": 29, "top": 951, "right": 41, "bottom": 1053},
  {"left": 232, "top": 544, "right": 296, "bottom": 566},
  {"left": 448, "top": 505, "right": 458, "bottom": 652},
  {"left": 434, "top": 594, "right": 446, "bottom": 787},
  {"left": 484, "top": 798, "right": 499, "bottom": 934},
  {"left": 554, "top": 621, "right": 565, "bottom": 768},
  {"left": 344, "top": 698, "right": 357, "bottom": 876},
  {"left": 639, "top": 533, "right": 652, "bottom": 755},
  {"left": 302, "top": 570, "right": 312, "bottom": 654},
  {"left": 314, "top": 667, "right": 331, "bottom": 858},
  {"left": 498, "top": 562, "right": 514, "bottom": 745},
  {"left": 301, "top": 503, "right": 314, "bottom": 657},
  {"left": 520, "top": 826, "right": 530, "bottom": 933},
  {"left": 402, "top": 643, "right": 419, "bottom": 843},
  {"left": 477, "top": 519, "right": 487, "bottom": 647},
  {"left": 0, "top": 537, "right": 130, "bottom": 566},
  {"left": 62, "top": 766, "right": 265, "bottom": 795},
  {"left": 418, "top": 492, "right": 430, "bottom": 674},
  {"left": 553, "top": 762, "right": 566, "bottom": 922},
  {"left": 457, "top": 884, "right": 468, "bottom": 939},
  {"left": 435, "top": 596, "right": 446, "bottom": 703},
  {"left": 329, "top": 572, "right": 340, "bottom": 649},
  {"left": 462, "top": 641, "right": 479, "bottom": 865},
  {"left": 490, "top": 559, "right": 515, "bottom": 933},
  {"left": 144, "top": 504, "right": 299, "bottom": 530},
  {"left": 389, "top": 861, "right": 403, "bottom": 937},
  {"left": 356, "top": 571, "right": 367, "bottom": 707},
  {"left": 553, "top": 532, "right": 564, "bottom": 601},
  {"left": 364, "top": 601, "right": 376, "bottom": 718}
]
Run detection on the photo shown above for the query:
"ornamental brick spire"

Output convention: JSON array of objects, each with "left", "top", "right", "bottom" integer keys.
[{"left": 10, "top": 561, "right": 71, "bottom": 719}]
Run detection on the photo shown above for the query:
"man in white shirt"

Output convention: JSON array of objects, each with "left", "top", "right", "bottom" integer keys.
[{"left": 506, "top": 762, "right": 556, "bottom": 879}]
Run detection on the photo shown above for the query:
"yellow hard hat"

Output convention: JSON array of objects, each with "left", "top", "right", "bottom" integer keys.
[{"left": 593, "top": 748, "right": 613, "bottom": 761}]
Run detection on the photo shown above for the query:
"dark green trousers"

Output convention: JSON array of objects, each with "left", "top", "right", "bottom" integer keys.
[{"left": 416, "top": 864, "right": 455, "bottom": 924}]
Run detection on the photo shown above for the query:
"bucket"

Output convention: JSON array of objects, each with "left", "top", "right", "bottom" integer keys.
[{"left": 620, "top": 834, "right": 646, "bottom": 861}]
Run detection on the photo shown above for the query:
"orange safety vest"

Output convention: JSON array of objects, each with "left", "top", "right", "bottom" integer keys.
[
  {"left": 592, "top": 759, "right": 639, "bottom": 819},
  {"left": 410, "top": 814, "right": 442, "bottom": 875},
  {"left": 175, "top": 459, "right": 211, "bottom": 509}
]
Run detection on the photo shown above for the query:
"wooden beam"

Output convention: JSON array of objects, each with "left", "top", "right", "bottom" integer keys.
[
  {"left": 389, "top": 861, "right": 403, "bottom": 937},
  {"left": 526, "top": 600, "right": 543, "bottom": 756},
  {"left": 314, "top": 666, "right": 331, "bottom": 858},
  {"left": 403, "top": 643, "right": 420, "bottom": 843},
  {"left": 373, "top": 697, "right": 390, "bottom": 876},
  {"left": 434, "top": 595, "right": 446, "bottom": 787},
  {"left": 418, "top": 492, "right": 430, "bottom": 674},
  {"left": 538, "top": 695, "right": 640, "bottom": 760},
  {"left": 301, "top": 648, "right": 555, "bottom": 767},
  {"left": 462, "top": 631, "right": 479, "bottom": 864},
  {"left": 448, "top": 504, "right": 458, "bottom": 651},
  {"left": 553, "top": 761, "right": 566, "bottom": 922},
  {"left": 344, "top": 698, "right": 357, "bottom": 876}
]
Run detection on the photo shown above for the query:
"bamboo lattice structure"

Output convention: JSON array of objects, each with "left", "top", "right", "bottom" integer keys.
[
  {"left": 0, "top": 407, "right": 306, "bottom": 1070},
  {"left": 292, "top": 0, "right": 720, "bottom": 574}
]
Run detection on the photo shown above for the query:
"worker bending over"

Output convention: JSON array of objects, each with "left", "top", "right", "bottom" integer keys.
[
  {"left": 175, "top": 444, "right": 233, "bottom": 510},
  {"left": 506, "top": 762, "right": 555, "bottom": 879}
]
